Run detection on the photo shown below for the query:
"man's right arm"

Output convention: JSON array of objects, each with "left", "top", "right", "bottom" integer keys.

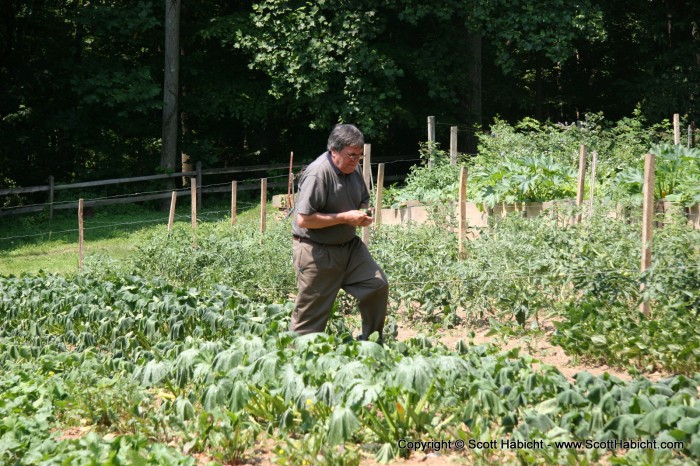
[{"left": 297, "top": 210, "right": 372, "bottom": 229}]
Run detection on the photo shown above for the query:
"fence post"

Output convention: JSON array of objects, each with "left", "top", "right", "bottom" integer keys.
[
  {"left": 640, "top": 152, "right": 655, "bottom": 317},
  {"left": 588, "top": 151, "right": 598, "bottom": 219},
  {"left": 191, "top": 177, "right": 197, "bottom": 229},
  {"left": 458, "top": 166, "right": 468, "bottom": 260},
  {"left": 78, "top": 198, "right": 84, "bottom": 270},
  {"left": 362, "top": 144, "right": 372, "bottom": 245},
  {"left": 691, "top": 121, "right": 696, "bottom": 148},
  {"left": 196, "top": 161, "right": 203, "bottom": 210},
  {"left": 689, "top": 124, "right": 694, "bottom": 148},
  {"left": 427, "top": 116, "right": 436, "bottom": 168},
  {"left": 375, "top": 163, "right": 385, "bottom": 229},
  {"left": 572, "top": 144, "right": 587, "bottom": 224},
  {"left": 231, "top": 180, "right": 237, "bottom": 226},
  {"left": 673, "top": 114, "right": 680, "bottom": 145},
  {"left": 168, "top": 191, "right": 177, "bottom": 231},
  {"left": 287, "top": 151, "right": 295, "bottom": 215},
  {"left": 48, "top": 175, "right": 55, "bottom": 219},
  {"left": 260, "top": 178, "right": 267, "bottom": 235},
  {"left": 450, "top": 126, "right": 458, "bottom": 166}
]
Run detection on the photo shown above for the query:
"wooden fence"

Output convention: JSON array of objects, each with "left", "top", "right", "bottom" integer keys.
[
  {"left": 0, "top": 162, "right": 301, "bottom": 217},
  {"left": 0, "top": 158, "right": 408, "bottom": 218}
]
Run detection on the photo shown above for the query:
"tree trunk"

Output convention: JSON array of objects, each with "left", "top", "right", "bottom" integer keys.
[
  {"left": 161, "top": 0, "right": 180, "bottom": 175},
  {"left": 466, "top": 32, "right": 482, "bottom": 155}
]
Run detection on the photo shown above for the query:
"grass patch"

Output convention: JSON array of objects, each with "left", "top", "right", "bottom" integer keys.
[{"left": 0, "top": 199, "right": 267, "bottom": 276}]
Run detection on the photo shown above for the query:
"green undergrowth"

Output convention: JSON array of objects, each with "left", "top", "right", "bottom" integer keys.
[
  {"left": 1, "top": 273, "right": 699, "bottom": 465},
  {"left": 69, "top": 197, "right": 700, "bottom": 375}
]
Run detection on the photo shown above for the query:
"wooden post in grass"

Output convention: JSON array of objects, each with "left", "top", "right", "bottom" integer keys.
[
  {"left": 362, "top": 144, "right": 372, "bottom": 245},
  {"left": 691, "top": 121, "right": 696, "bottom": 147},
  {"left": 375, "top": 163, "right": 385, "bottom": 228},
  {"left": 673, "top": 114, "right": 680, "bottom": 145},
  {"left": 640, "top": 152, "right": 656, "bottom": 317},
  {"left": 190, "top": 177, "right": 197, "bottom": 229},
  {"left": 427, "top": 116, "right": 435, "bottom": 168},
  {"left": 260, "top": 178, "right": 267, "bottom": 234},
  {"left": 231, "top": 180, "right": 237, "bottom": 226},
  {"left": 458, "top": 166, "right": 468, "bottom": 260},
  {"left": 588, "top": 151, "right": 598, "bottom": 219},
  {"left": 48, "top": 175, "right": 55, "bottom": 219},
  {"left": 572, "top": 144, "right": 587, "bottom": 225},
  {"left": 450, "top": 126, "right": 458, "bottom": 166},
  {"left": 78, "top": 198, "right": 84, "bottom": 270},
  {"left": 168, "top": 191, "right": 177, "bottom": 231}
]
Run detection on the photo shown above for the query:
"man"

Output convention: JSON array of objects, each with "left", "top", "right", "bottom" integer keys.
[{"left": 290, "top": 124, "right": 389, "bottom": 342}]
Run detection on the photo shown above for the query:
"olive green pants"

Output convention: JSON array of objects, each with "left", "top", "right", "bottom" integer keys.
[{"left": 290, "top": 236, "right": 388, "bottom": 340}]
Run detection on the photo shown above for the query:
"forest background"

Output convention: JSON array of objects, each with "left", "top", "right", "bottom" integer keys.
[{"left": 0, "top": 0, "right": 698, "bottom": 190}]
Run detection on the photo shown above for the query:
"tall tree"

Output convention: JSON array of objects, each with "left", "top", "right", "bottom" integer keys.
[{"left": 161, "top": 0, "right": 181, "bottom": 175}]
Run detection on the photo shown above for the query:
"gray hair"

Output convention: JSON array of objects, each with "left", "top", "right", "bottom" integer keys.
[{"left": 327, "top": 124, "right": 364, "bottom": 152}]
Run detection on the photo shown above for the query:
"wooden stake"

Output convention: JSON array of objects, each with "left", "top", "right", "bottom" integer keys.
[
  {"left": 168, "top": 191, "right": 177, "bottom": 231},
  {"left": 362, "top": 144, "right": 372, "bottom": 191},
  {"left": 375, "top": 163, "right": 385, "bottom": 229},
  {"left": 260, "top": 178, "right": 267, "bottom": 234},
  {"left": 427, "top": 116, "right": 436, "bottom": 168},
  {"left": 588, "top": 151, "right": 598, "bottom": 219},
  {"left": 78, "top": 198, "right": 84, "bottom": 270},
  {"left": 691, "top": 121, "right": 696, "bottom": 147},
  {"left": 573, "top": 144, "right": 587, "bottom": 224},
  {"left": 362, "top": 144, "right": 372, "bottom": 245},
  {"left": 450, "top": 126, "right": 458, "bottom": 166},
  {"left": 673, "top": 113, "right": 680, "bottom": 145},
  {"left": 287, "top": 151, "right": 294, "bottom": 214},
  {"left": 231, "top": 180, "right": 237, "bottom": 226},
  {"left": 640, "top": 152, "right": 655, "bottom": 317},
  {"left": 689, "top": 125, "right": 694, "bottom": 148},
  {"left": 191, "top": 177, "right": 197, "bottom": 229},
  {"left": 458, "top": 166, "right": 468, "bottom": 260}
]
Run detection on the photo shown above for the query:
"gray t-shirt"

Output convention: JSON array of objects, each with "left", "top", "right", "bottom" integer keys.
[{"left": 292, "top": 152, "right": 370, "bottom": 245}]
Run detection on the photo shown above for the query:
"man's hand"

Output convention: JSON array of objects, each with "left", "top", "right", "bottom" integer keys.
[{"left": 345, "top": 209, "right": 373, "bottom": 227}]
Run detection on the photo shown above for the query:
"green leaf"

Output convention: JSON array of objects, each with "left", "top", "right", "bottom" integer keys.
[
  {"left": 556, "top": 389, "right": 588, "bottom": 407},
  {"left": 590, "top": 335, "right": 607, "bottom": 346},
  {"left": 346, "top": 380, "right": 382, "bottom": 408},
  {"left": 375, "top": 442, "right": 396, "bottom": 463},
  {"left": 391, "top": 356, "right": 434, "bottom": 394},
  {"left": 203, "top": 383, "right": 224, "bottom": 412},
  {"left": 603, "top": 414, "right": 638, "bottom": 439},
  {"left": 140, "top": 360, "right": 170, "bottom": 387},
  {"left": 175, "top": 397, "right": 195, "bottom": 421},
  {"left": 228, "top": 380, "right": 250, "bottom": 411},
  {"left": 525, "top": 413, "right": 557, "bottom": 433},
  {"left": 327, "top": 405, "right": 360, "bottom": 445},
  {"left": 689, "top": 434, "right": 700, "bottom": 458}
]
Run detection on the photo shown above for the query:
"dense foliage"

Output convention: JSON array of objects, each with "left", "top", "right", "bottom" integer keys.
[
  {"left": 1, "top": 272, "right": 699, "bottom": 464},
  {"left": 389, "top": 113, "right": 700, "bottom": 209},
  {"left": 1, "top": 1, "right": 697, "bottom": 188}
]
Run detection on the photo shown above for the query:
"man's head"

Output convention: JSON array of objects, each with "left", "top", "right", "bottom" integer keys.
[{"left": 328, "top": 124, "right": 364, "bottom": 174}]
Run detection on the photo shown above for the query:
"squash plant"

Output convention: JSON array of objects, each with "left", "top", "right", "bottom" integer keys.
[{"left": 606, "top": 143, "right": 700, "bottom": 206}]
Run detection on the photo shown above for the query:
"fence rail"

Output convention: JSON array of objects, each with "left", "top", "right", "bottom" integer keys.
[{"left": 0, "top": 159, "right": 409, "bottom": 218}]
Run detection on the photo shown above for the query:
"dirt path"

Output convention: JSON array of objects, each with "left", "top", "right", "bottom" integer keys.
[{"left": 395, "top": 315, "right": 669, "bottom": 383}]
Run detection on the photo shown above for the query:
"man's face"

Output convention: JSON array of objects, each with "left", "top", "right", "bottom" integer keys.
[{"left": 330, "top": 145, "right": 364, "bottom": 174}]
